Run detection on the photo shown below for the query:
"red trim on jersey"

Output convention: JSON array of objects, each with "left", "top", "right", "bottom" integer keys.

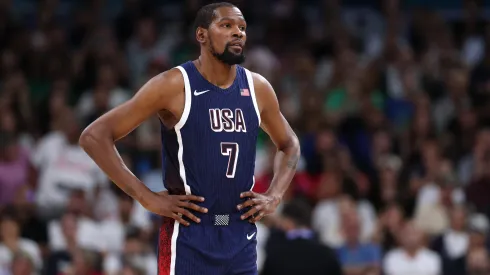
[{"left": 158, "top": 217, "right": 175, "bottom": 275}]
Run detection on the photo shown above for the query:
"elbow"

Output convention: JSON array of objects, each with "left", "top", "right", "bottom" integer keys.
[
  {"left": 78, "top": 127, "right": 95, "bottom": 152},
  {"left": 291, "top": 134, "right": 301, "bottom": 155},
  {"left": 280, "top": 133, "right": 301, "bottom": 155},
  {"left": 79, "top": 125, "right": 105, "bottom": 153}
]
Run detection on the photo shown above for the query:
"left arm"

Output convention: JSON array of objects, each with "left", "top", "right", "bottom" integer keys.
[{"left": 237, "top": 72, "right": 300, "bottom": 222}]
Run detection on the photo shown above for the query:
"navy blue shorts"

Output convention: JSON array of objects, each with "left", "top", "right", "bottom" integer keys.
[{"left": 158, "top": 213, "right": 258, "bottom": 275}]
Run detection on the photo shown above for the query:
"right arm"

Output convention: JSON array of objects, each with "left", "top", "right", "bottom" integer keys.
[{"left": 79, "top": 69, "right": 207, "bottom": 226}]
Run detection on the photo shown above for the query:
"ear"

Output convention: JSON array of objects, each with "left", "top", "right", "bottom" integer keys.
[{"left": 196, "top": 27, "right": 207, "bottom": 44}]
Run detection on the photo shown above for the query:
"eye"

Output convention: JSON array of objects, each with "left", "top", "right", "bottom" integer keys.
[
  {"left": 239, "top": 26, "right": 246, "bottom": 31},
  {"left": 221, "top": 23, "right": 231, "bottom": 28}
]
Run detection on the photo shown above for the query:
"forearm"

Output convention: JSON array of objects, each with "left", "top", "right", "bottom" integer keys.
[
  {"left": 266, "top": 136, "right": 300, "bottom": 199},
  {"left": 79, "top": 127, "right": 153, "bottom": 203}
]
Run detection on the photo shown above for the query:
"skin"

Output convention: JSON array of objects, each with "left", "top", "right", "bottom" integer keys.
[{"left": 79, "top": 6, "right": 300, "bottom": 226}]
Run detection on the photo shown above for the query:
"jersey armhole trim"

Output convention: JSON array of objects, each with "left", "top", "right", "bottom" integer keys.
[
  {"left": 244, "top": 68, "right": 261, "bottom": 126},
  {"left": 174, "top": 66, "right": 192, "bottom": 130}
]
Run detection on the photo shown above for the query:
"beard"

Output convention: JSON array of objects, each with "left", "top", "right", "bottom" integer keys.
[{"left": 210, "top": 38, "right": 245, "bottom": 65}]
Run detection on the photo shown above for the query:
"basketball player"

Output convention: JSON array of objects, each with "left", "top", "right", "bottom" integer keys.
[{"left": 79, "top": 2, "right": 300, "bottom": 275}]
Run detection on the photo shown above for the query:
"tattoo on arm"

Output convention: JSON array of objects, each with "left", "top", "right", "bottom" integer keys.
[{"left": 286, "top": 154, "right": 300, "bottom": 169}]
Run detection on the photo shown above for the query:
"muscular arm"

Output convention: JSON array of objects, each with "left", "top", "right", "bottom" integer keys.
[
  {"left": 254, "top": 73, "right": 300, "bottom": 201},
  {"left": 79, "top": 70, "right": 182, "bottom": 205}
]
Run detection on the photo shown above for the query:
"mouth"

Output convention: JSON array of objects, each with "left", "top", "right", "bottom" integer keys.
[
  {"left": 230, "top": 45, "right": 243, "bottom": 51},
  {"left": 229, "top": 41, "right": 244, "bottom": 50}
]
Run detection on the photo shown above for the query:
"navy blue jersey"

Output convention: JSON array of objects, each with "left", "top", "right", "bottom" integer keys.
[
  {"left": 160, "top": 60, "right": 260, "bottom": 218},
  {"left": 158, "top": 61, "right": 261, "bottom": 275}
]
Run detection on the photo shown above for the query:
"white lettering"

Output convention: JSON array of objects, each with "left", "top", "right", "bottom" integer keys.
[{"left": 208, "top": 108, "right": 247, "bottom": 133}]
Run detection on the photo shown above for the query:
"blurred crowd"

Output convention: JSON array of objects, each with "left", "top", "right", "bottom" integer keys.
[{"left": 1, "top": 0, "right": 490, "bottom": 274}]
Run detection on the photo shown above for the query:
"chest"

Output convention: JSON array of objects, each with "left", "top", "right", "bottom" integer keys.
[
  {"left": 187, "top": 89, "right": 259, "bottom": 135},
  {"left": 394, "top": 254, "right": 438, "bottom": 275}
]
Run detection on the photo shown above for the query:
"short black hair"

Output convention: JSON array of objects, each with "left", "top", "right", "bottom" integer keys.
[
  {"left": 0, "top": 206, "right": 20, "bottom": 225},
  {"left": 193, "top": 2, "right": 237, "bottom": 30},
  {"left": 281, "top": 198, "right": 313, "bottom": 228}
]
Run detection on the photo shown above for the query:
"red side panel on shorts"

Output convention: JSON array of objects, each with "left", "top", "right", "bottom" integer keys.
[{"left": 158, "top": 217, "right": 175, "bottom": 275}]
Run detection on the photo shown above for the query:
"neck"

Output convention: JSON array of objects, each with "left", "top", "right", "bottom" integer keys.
[
  {"left": 346, "top": 239, "right": 359, "bottom": 248},
  {"left": 196, "top": 52, "right": 236, "bottom": 88},
  {"left": 450, "top": 228, "right": 463, "bottom": 233},
  {"left": 405, "top": 246, "right": 420, "bottom": 257}
]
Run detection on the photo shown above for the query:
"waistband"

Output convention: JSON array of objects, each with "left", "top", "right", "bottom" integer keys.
[{"left": 197, "top": 212, "right": 247, "bottom": 226}]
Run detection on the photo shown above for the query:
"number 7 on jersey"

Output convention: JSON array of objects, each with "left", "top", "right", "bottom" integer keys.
[{"left": 221, "top": 142, "right": 239, "bottom": 178}]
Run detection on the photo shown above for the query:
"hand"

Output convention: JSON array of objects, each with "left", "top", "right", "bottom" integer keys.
[
  {"left": 143, "top": 191, "right": 208, "bottom": 226},
  {"left": 237, "top": 191, "right": 281, "bottom": 223}
]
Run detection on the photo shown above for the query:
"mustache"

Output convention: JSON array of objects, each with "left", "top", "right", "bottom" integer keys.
[{"left": 227, "top": 39, "right": 244, "bottom": 47}]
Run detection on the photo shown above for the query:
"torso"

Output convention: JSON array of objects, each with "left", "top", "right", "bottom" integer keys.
[
  {"left": 156, "top": 61, "right": 263, "bottom": 265},
  {"left": 159, "top": 61, "right": 261, "bottom": 212}
]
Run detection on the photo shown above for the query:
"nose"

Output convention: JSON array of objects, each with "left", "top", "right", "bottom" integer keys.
[
  {"left": 232, "top": 26, "right": 244, "bottom": 38},
  {"left": 232, "top": 32, "right": 244, "bottom": 39}
]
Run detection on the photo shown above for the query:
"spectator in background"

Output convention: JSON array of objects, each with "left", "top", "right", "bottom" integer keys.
[
  {"left": 62, "top": 249, "right": 102, "bottom": 275},
  {"left": 430, "top": 206, "right": 470, "bottom": 275},
  {"left": 45, "top": 212, "right": 80, "bottom": 275},
  {"left": 466, "top": 247, "right": 490, "bottom": 275},
  {"left": 373, "top": 203, "right": 405, "bottom": 254},
  {"left": 126, "top": 17, "right": 177, "bottom": 88},
  {"left": 383, "top": 221, "right": 441, "bottom": 275},
  {"left": 104, "top": 230, "right": 157, "bottom": 275},
  {"left": 2, "top": 191, "right": 47, "bottom": 257},
  {"left": 413, "top": 145, "right": 465, "bottom": 236},
  {"left": 467, "top": 213, "right": 489, "bottom": 254},
  {"left": 376, "top": 154, "right": 403, "bottom": 210},
  {"left": 5, "top": 252, "right": 35, "bottom": 275},
  {"left": 76, "top": 64, "right": 130, "bottom": 127},
  {"left": 32, "top": 108, "right": 107, "bottom": 220},
  {"left": 0, "top": 108, "right": 33, "bottom": 151},
  {"left": 0, "top": 212, "right": 41, "bottom": 273},
  {"left": 466, "top": 128, "right": 490, "bottom": 219},
  {"left": 337, "top": 209, "right": 381, "bottom": 275},
  {"left": 432, "top": 64, "right": 470, "bottom": 134},
  {"left": 313, "top": 188, "right": 376, "bottom": 248},
  {"left": 97, "top": 189, "right": 152, "bottom": 256},
  {"left": 0, "top": 132, "right": 33, "bottom": 208},
  {"left": 261, "top": 199, "right": 342, "bottom": 275},
  {"left": 47, "top": 191, "right": 101, "bottom": 254}
]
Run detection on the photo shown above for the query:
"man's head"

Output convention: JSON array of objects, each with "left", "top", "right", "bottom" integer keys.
[
  {"left": 0, "top": 211, "right": 20, "bottom": 241},
  {"left": 11, "top": 252, "right": 34, "bottom": 275},
  {"left": 341, "top": 210, "right": 361, "bottom": 244},
  {"left": 194, "top": 2, "right": 246, "bottom": 65},
  {"left": 280, "top": 198, "right": 312, "bottom": 231},
  {"left": 449, "top": 206, "right": 467, "bottom": 232},
  {"left": 399, "top": 221, "right": 424, "bottom": 251},
  {"left": 56, "top": 107, "right": 81, "bottom": 144}
]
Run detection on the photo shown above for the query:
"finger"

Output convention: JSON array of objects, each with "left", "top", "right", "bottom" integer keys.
[
  {"left": 250, "top": 211, "right": 265, "bottom": 223},
  {"left": 176, "top": 195, "right": 205, "bottom": 202},
  {"left": 240, "top": 191, "right": 255, "bottom": 198},
  {"left": 237, "top": 198, "right": 258, "bottom": 210},
  {"left": 241, "top": 205, "right": 263, "bottom": 220},
  {"left": 172, "top": 213, "right": 190, "bottom": 226},
  {"left": 178, "top": 201, "right": 208, "bottom": 213},
  {"left": 176, "top": 207, "right": 201, "bottom": 223}
]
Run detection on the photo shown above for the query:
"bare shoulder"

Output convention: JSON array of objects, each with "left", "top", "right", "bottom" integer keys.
[
  {"left": 82, "top": 67, "right": 187, "bottom": 141},
  {"left": 250, "top": 71, "right": 274, "bottom": 93},
  {"left": 249, "top": 71, "right": 278, "bottom": 113},
  {"left": 139, "top": 68, "right": 184, "bottom": 104}
]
